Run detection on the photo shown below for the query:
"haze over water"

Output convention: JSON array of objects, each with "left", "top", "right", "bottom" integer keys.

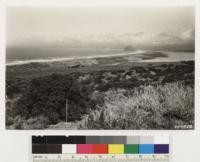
[
  {"left": 6, "top": 7, "right": 195, "bottom": 65},
  {"left": 6, "top": 46, "right": 194, "bottom": 66}
]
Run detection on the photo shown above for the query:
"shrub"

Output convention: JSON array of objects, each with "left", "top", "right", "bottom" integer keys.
[
  {"left": 8, "top": 115, "right": 50, "bottom": 129},
  {"left": 79, "top": 82, "right": 194, "bottom": 129},
  {"left": 14, "top": 74, "right": 94, "bottom": 123}
]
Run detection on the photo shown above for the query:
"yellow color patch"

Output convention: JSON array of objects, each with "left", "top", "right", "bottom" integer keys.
[{"left": 108, "top": 144, "right": 124, "bottom": 154}]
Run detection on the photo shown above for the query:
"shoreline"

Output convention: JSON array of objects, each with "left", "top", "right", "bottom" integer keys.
[
  {"left": 6, "top": 50, "right": 194, "bottom": 66},
  {"left": 6, "top": 50, "right": 145, "bottom": 66}
]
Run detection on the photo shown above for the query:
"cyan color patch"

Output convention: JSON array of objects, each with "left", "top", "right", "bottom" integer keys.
[{"left": 139, "top": 144, "right": 154, "bottom": 154}]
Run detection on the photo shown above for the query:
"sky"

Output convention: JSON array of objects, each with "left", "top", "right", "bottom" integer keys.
[{"left": 7, "top": 6, "right": 195, "bottom": 46}]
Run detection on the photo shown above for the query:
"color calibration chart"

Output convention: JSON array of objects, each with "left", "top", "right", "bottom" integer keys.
[{"left": 32, "top": 135, "right": 170, "bottom": 162}]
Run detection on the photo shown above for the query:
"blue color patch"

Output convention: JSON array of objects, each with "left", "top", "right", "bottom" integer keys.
[{"left": 139, "top": 144, "right": 154, "bottom": 154}]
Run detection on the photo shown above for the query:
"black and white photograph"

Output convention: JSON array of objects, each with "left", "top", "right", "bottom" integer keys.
[{"left": 6, "top": 6, "right": 195, "bottom": 130}]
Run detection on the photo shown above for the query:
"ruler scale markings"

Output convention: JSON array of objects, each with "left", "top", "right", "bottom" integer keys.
[{"left": 32, "top": 154, "right": 169, "bottom": 161}]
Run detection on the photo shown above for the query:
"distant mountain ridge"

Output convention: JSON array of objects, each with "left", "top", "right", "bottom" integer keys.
[{"left": 8, "top": 30, "right": 195, "bottom": 51}]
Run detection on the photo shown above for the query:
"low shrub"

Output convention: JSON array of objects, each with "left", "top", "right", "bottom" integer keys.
[
  {"left": 7, "top": 115, "right": 50, "bottom": 129},
  {"left": 79, "top": 82, "right": 194, "bottom": 129}
]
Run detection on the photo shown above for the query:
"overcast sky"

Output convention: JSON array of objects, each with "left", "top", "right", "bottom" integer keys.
[{"left": 7, "top": 6, "right": 195, "bottom": 45}]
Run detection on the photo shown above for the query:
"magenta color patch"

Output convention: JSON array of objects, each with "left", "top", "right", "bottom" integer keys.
[{"left": 77, "top": 144, "right": 93, "bottom": 154}]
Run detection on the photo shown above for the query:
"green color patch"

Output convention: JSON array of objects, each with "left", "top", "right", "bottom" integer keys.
[{"left": 124, "top": 144, "right": 139, "bottom": 154}]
